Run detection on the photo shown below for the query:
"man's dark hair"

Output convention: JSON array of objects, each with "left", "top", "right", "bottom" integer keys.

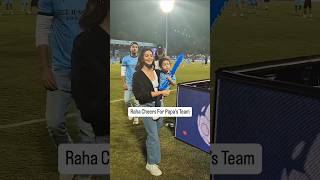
[
  {"left": 130, "top": 41, "right": 139, "bottom": 47},
  {"left": 155, "top": 44, "right": 165, "bottom": 61}
]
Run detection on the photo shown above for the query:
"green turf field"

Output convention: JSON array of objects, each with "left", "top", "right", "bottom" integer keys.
[
  {"left": 212, "top": 1, "right": 320, "bottom": 70},
  {"left": 0, "top": 0, "right": 320, "bottom": 179}
]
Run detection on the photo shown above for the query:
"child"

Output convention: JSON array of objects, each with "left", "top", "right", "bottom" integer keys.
[
  {"left": 155, "top": 57, "right": 176, "bottom": 126},
  {"left": 159, "top": 56, "right": 177, "bottom": 91}
]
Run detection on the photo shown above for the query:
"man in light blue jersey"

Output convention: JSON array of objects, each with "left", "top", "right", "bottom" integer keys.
[
  {"left": 121, "top": 42, "right": 140, "bottom": 125},
  {"left": 36, "top": 0, "right": 95, "bottom": 179}
]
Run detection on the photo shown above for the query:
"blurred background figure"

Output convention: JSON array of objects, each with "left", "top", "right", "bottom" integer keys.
[{"left": 21, "top": 0, "right": 31, "bottom": 14}]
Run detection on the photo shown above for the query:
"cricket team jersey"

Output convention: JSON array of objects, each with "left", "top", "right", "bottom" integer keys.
[
  {"left": 160, "top": 71, "right": 176, "bottom": 90},
  {"left": 38, "top": 0, "right": 87, "bottom": 71},
  {"left": 122, "top": 55, "right": 138, "bottom": 90}
]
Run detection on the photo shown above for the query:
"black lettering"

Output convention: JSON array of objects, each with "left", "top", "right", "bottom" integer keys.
[
  {"left": 228, "top": 154, "right": 235, "bottom": 165},
  {"left": 212, "top": 154, "right": 218, "bottom": 165},
  {"left": 82, "top": 151, "right": 90, "bottom": 165},
  {"left": 243, "top": 154, "right": 255, "bottom": 165},
  {"left": 91, "top": 155, "right": 98, "bottom": 165},
  {"left": 75, "top": 154, "right": 81, "bottom": 164},
  {"left": 66, "top": 150, "right": 73, "bottom": 165},
  {"left": 102, "top": 151, "right": 109, "bottom": 165},
  {"left": 222, "top": 150, "right": 229, "bottom": 165}
]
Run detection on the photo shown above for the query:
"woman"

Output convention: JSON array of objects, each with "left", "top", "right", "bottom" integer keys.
[
  {"left": 132, "top": 48, "right": 171, "bottom": 176},
  {"left": 71, "top": 0, "right": 109, "bottom": 143}
]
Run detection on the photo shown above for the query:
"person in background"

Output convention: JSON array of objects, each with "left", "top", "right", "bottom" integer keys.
[
  {"left": 36, "top": 0, "right": 94, "bottom": 179},
  {"left": 264, "top": 0, "right": 270, "bottom": 10},
  {"left": 295, "top": 0, "right": 303, "bottom": 16},
  {"left": 21, "top": 0, "right": 30, "bottom": 14},
  {"left": 154, "top": 44, "right": 166, "bottom": 70},
  {"left": 72, "top": 0, "right": 109, "bottom": 142},
  {"left": 121, "top": 42, "right": 140, "bottom": 125},
  {"left": 71, "top": 0, "right": 109, "bottom": 178},
  {"left": 303, "top": 0, "right": 312, "bottom": 17},
  {"left": 31, "top": 0, "right": 38, "bottom": 14},
  {"left": 4, "top": 0, "right": 14, "bottom": 15}
]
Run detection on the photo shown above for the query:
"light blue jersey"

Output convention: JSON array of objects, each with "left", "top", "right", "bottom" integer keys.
[
  {"left": 38, "top": 0, "right": 87, "bottom": 71},
  {"left": 122, "top": 55, "right": 138, "bottom": 90},
  {"left": 160, "top": 71, "right": 176, "bottom": 90}
]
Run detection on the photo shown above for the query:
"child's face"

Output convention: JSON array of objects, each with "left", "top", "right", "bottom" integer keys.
[{"left": 161, "top": 60, "right": 171, "bottom": 72}]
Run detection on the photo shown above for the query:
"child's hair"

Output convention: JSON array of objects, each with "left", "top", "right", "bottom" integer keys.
[{"left": 159, "top": 56, "right": 171, "bottom": 67}]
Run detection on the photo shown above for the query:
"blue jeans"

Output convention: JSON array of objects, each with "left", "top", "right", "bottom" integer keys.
[
  {"left": 46, "top": 70, "right": 95, "bottom": 147},
  {"left": 141, "top": 102, "right": 163, "bottom": 164},
  {"left": 124, "top": 90, "right": 139, "bottom": 107}
]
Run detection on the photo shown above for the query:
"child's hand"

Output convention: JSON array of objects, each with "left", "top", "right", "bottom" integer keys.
[{"left": 167, "top": 76, "right": 176, "bottom": 86}]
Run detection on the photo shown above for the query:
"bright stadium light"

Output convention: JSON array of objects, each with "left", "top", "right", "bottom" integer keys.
[
  {"left": 160, "top": 0, "right": 174, "bottom": 13},
  {"left": 160, "top": 0, "right": 175, "bottom": 54}
]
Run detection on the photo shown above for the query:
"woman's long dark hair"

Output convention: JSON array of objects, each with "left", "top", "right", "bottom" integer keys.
[
  {"left": 135, "top": 48, "right": 155, "bottom": 71},
  {"left": 79, "top": 0, "right": 109, "bottom": 30}
]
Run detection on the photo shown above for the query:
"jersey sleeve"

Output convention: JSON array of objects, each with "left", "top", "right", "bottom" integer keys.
[
  {"left": 38, "top": 0, "right": 54, "bottom": 16},
  {"left": 121, "top": 56, "right": 127, "bottom": 66}
]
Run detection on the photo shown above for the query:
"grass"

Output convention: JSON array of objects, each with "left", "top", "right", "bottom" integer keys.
[
  {"left": 212, "top": 1, "right": 320, "bottom": 70},
  {"left": 0, "top": 12, "right": 60, "bottom": 179},
  {"left": 110, "top": 63, "right": 211, "bottom": 180}
]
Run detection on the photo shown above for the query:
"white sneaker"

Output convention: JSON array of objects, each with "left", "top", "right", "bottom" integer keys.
[
  {"left": 128, "top": 116, "right": 133, "bottom": 121},
  {"left": 152, "top": 116, "right": 159, "bottom": 120},
  {"left": 146, "top": 163, "right": 162, "bottom": 176},
  {"left": 133, "top": 118, "right": 139, "bottom": 125},
  {"left": 309, "top": 14, "right": 312, "bottom": 18}
]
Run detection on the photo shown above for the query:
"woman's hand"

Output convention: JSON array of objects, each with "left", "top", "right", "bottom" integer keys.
[
  {"left": 161, "top": 90, "right": 171, "bottom": 97},
  {"left": 151, "top": 90, "right": 170, "bottom": 97}
]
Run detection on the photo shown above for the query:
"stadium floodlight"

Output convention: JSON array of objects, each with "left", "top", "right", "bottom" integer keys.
[
  {"left": 160, "top": 0, "right": 174, "bottom": 13},
  {"left": 160, "top": 0, "right": 175, "bottom": 54}
]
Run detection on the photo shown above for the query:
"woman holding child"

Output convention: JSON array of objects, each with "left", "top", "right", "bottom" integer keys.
[{"left": 132, "top": 48, "right": 171, "bottom": 176}]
